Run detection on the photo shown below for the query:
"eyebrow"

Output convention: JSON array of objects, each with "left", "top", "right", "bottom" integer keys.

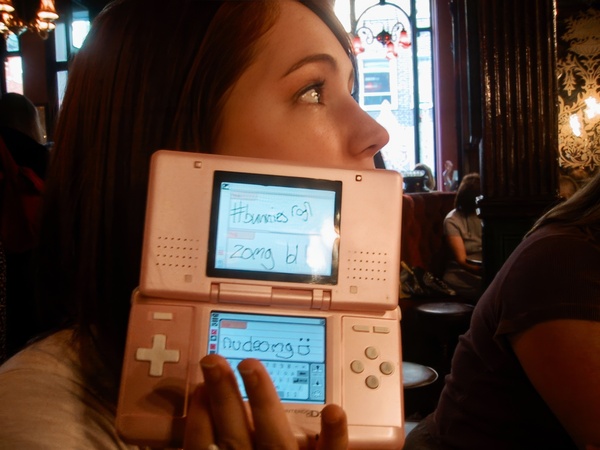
[
  {"left": 283, "top": 53, "right": 356, "bottom": 87},
  {"left": 283, "top": 53, "right": 338, "bottom": 77}
]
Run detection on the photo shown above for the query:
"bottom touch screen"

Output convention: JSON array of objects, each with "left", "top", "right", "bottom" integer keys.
[{"left": 208, "top": 311, "right": 326, "bottom": 404}]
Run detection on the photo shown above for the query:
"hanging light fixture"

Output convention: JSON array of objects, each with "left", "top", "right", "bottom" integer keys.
[
  {"left": 353, "top": 0, "right": 412, "bottom": 60},
  {"left": 0, "top": 0, "right": 59, "bottom": 39}
]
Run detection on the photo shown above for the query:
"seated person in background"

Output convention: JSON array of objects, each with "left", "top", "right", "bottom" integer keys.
[
  {"left": 0, "top": 93, "right": 49, "bottom": 179},
  {"left": 414, "top": 163, "right": 435, "bottom": 191},
  {"left": 405, "top": 169, "right": 600, "bottom": 450},
  {"left": 442, "top": 160, "right": 458, "bottom": 191},
  {"left": 559, "top": 174, "right": 578, "bottom": 200},
  {"left": 441, "top": 173, "right": 483, "bottom": 302},
  {"left": 569, "top": 167, "right": 593, "bottom": 189},
  {"left": 0, "top": 93, "right": 49, "bottom": 358}
]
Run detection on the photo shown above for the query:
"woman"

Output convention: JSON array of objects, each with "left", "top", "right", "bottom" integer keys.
[
  {"left": 441, "top": 160, "right": 457, "bottom": 192},
  {"left": 441, "top": 173, "right": 483, "bottom": 302},
  {"left": 0, "top": 92, "right": 47, "bottom": 179},
  {"left": 406, "top": 171, "right": 600, "bottom": 448},
  {"left": 0, "top": 1, "right": 388, "bottom": 448},
  {"left": 0, "top": 93, "right": 49, "bottom": 356},
  {"left": 414, "top": 163, "right": 435, "bottom": 191}
]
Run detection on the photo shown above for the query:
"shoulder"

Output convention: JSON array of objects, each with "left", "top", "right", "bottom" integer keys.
[
  {"left": 488, "top": 224, "right": 600, "bottom": 333},
  {"left": 0, "top": 331, "right": 133, "bottom": 449},
  {"left": 444, "top": 209, "right": 464, "bottom": 234},
  {"left": 512, "top": 224, "right": 600, "bottom": 272},
  {"left": 444, "top": 208, "right": 458, "bottom": 221}
]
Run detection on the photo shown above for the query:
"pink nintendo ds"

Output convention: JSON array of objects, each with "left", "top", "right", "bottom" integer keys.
[{"left": 116, "top": 150, "right": 405, "bottom": 449}]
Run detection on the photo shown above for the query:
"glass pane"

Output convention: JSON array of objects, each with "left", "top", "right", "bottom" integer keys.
[
  {"left": 354, "top": 0, "right": 412, "bottom": 20},
  {"left": 364, "top": 73, "right": 391, "bottom": 93},
  {"left": 417, "top": 31, "right": 435, "bottom": 173},
  {"left": 57, "top": 70, "right": 69, "bottom": 108},
  {"left": 55, "top": 22, "right": 68, "bottom": 62},
  {"left": 416, "top": 0, "right": 431, "bottom": 28},
  {"left": 365, "top": 95, "right": 392, "bottom": 106},
  {"left": 6, "top": 33, "right": 19, "bottom": 52},
  {"left": 363, "top": 59, "right": 391, "bottom": 70},
  {"left": 5, "top": 56, "right": 23, "bottom": 94},
  {"left": 72, "top": 20, "right": 90, "bottom": 49},
  {"left": 333, "top": 0, "right": 351, "bottom": 32},
  {"left": 417, "top": 31, "right": 433, "bottom": 104},
  {"left": 72, "top": 8, "right": 90, "bottom": 49},
  {"left": 396, "top": 53, "right": 414, "bottom": 124}
]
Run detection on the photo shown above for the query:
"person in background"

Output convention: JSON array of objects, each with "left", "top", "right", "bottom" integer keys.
[
  {"left": 442, "top": 160, "right": 457, "bottom": 192},
  {"left": 0, "top": 93, "right": 48, "bottom": 179},
  {"left": 569, "top": 167, "right": 592, "bottom": 189},
  {"left": 406, "top": 170, "right": 600, "bottom": 449},
  {"left": 414, "top": 162, "right": 435, "bottom": 191},
  {"left": 0, "top": 0, "right": 391, "bottom": 448},
  {"left": 441, "top": 173, "right": 483, "bottom": 302},
  {"left": 0, "top": 93, "right": 49, "bottom": 358},
  {"left": 559, "top": 174, "right": 578, "bottom": 200}
]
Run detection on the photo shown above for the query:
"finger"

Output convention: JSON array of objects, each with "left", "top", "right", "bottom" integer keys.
[
  {"left": 183, "top": 383, "right": 216, "bottom": 450},
  {"left": 316, "top": 404, "right": 348, "bottom": 450},
  {"left": 238, "top": 358, "right": 297, "bottom": 449},
  {"left": 200, "top": 354, "right": 253, "bottom": 449}
]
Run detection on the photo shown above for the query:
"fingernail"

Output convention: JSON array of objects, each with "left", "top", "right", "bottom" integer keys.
[
  {"left": 200, "top": 361, "right": 221, "bottom": 383},
  {"left": 238, "top": 367, "right": 258, "bottom": 388}
]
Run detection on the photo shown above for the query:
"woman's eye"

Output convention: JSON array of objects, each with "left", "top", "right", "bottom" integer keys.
[{"left": 298, "top": 83, "right": 324, "bottom": 104}]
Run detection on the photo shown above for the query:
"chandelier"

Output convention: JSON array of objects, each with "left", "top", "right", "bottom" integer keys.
[
  {"left": 353, "top": 0, "right": 412, "bottom": 59},
  {"left": 0, "top": 0, "right": 59, "bottom": 39}
]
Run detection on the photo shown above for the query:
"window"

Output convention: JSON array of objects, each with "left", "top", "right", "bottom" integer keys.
[
  {"left": 4, "top": 34, "right": 23, "bottom": 94},
  {"left": 360, "top": 58, "right": 398, "bottom": 110},
  {"left": 52, "top": 2, "right": 90, "bottom": 108},
  {"left": 335, "top": 0, "right": 435, "bottom": 175}
]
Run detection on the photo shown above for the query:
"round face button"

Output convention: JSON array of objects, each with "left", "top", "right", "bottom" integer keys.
[
  {"left": 365, "top": 346, "right": 379, "bottom": 360},
  {"left": 365, "top": 375, "right": 380, "bottom": 389},
  {"left": 380, "top": 361, "right": 395, "bottom": 375},
  {"left": 350, "top": 360, "right": 365, "bottom": 374}
]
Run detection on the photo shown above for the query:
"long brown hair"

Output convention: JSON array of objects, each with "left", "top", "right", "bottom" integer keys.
[{"left": 36, "top": 0, "right": 354, "bottom": 397}]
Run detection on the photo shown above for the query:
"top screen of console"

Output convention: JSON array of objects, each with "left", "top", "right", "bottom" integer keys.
[{"left": 207, "top": 171, "right": 342, "bottom": 284}]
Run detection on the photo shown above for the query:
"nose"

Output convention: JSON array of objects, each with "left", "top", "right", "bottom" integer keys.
[{"left": 345, "top": 99, "right": 390, "bottom": 161}]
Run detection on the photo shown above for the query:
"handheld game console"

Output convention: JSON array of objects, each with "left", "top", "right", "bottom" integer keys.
[{"left": 116, "top": 151, "right": 405, "bottom": 449}]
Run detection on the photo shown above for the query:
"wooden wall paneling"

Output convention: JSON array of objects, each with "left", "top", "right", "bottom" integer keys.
[{"left": 475, "top": 0, "right": 559, "bottom": 284}]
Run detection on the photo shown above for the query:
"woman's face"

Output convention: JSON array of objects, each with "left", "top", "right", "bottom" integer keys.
[{"left": 214, "top": 0, "right": 389, "bottom": 169}]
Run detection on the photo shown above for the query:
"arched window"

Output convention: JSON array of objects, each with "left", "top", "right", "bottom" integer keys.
[{"left": 335, "top": 0, "right": 436, "bottom": 176}]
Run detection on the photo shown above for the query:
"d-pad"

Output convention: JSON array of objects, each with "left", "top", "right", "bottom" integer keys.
[{"left": 136, "top": 334, "right": 180, "bottom": 376}]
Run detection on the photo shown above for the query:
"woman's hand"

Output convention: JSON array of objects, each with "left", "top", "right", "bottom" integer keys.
[
  {"left": 446, "top": 235, "right": 482, "bottom": 274},
  {"left": 183, "top": 354, "right": 348, "bottom": 450}
]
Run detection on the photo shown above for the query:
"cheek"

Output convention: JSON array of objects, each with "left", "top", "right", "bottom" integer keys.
[
  {"left": 275, "top": 117, "right": 342, "bottom": 160},
  {"left": 217, "top": 90, "right": 345, "bottom": 162}
]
